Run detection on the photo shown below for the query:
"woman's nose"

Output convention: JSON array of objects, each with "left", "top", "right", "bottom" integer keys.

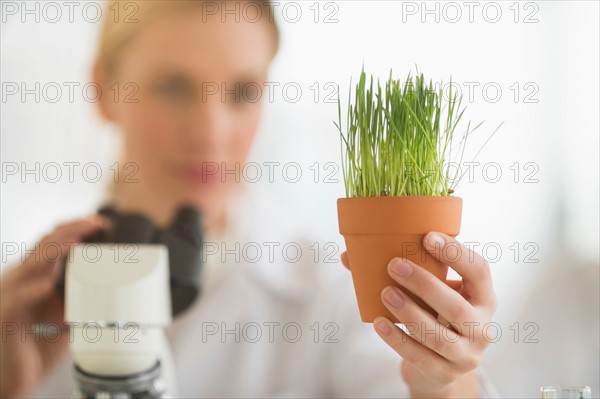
[{"left": 180, "top": 96, "right": 231, "bottom": 154}]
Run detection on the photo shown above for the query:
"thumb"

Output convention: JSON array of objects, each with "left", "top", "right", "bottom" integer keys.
[{"left": 340, "top": 251, "right": 350, "bottom": 270}]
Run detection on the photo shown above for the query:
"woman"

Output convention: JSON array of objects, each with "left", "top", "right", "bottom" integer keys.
[{"left": 0, "top": 1, "right": 498, "bottom": 397}]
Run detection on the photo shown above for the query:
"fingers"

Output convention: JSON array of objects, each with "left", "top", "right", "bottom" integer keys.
[
  {"left": 423, "top": 232, "right": 495, "bottom": 306},
  {"left": 8, "top": 267, "right": 58, "bottom": 311},
  {"left": 387, "top": 258, "right": 475, "bottom": 325},
  {"left": 379, "top": 286, "right": 476, "bottom": 370},
  {"left": 447, "top": 280, "right": 463, "bottom": 292},
  {"left": 1, "top": 216, "right": 108, "bottom": 317},
  {"left": 53, "top": 215, "right": 108, "bottom": 239},
  {"left": 340, "top": 251, "right": 350, "bottom": 270},
  {"left": 19, "top": 216, "right": 107, "bottom": 278},
  {"left": 0, "top": 262, "right": 60, "bottom": 319},
  {"left": 340, "top": 250, "right": 462, "bottom": 291},
  {"left": 372, "top": 317, "right": 463, "bottom": 386}
]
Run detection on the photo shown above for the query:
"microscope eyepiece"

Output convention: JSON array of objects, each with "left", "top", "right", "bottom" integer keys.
[{"left": 57, "top": 204, "right": 204, "bottom": 318}]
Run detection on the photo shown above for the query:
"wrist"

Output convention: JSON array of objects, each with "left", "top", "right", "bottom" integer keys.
[{"left": 409, "top": 369, "right": 480, "bottom": 399}]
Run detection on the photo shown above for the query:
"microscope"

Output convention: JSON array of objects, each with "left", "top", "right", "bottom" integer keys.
[{"left": 57, "top": 205, "right": 203, "bottom": 398}]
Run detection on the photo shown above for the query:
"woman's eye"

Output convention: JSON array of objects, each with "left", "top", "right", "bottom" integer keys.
[
  {"left": 231, "top": 82, "right": 261, "bottom": 105},
  {"left": 153, "top": 78, "right": 192, "bottom": 101}
]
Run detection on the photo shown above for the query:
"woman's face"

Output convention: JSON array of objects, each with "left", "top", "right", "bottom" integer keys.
[{"left": 99, "top": 9, "right": 275, "bottom": 218}]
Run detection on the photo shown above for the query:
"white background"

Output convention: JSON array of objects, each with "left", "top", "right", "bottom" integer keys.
[{"left": 1, "top": 1, "right": 599, "bottom": 397}]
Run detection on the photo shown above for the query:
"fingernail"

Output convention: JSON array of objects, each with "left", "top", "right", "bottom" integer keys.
[
  {"left": 427, "top": 232, "right": 445, "bottom": 249},
  {"left": 389, "top": 258, "right": 413, "bottom": 278},
  {"left": 374, "top": 317, "right": 393, "bottom": 336},
  {"left": 383, "top": 287, "right": 404, "bottom": 308}
]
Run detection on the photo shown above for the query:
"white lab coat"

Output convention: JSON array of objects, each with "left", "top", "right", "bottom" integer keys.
[{"left": 33, "top": 184, "right": 499, "bottom": 398}]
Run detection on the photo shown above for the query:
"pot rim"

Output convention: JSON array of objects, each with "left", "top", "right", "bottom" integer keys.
[{"left": 337, "top": 195, "right": 462, "bottom": 235}]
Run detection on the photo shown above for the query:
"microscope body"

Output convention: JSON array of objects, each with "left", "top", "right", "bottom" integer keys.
[
  {"left": 66, "top": 244, "right": 175, "bottom": 398},
  {"left": 61, "top": 206, "right": 203, "bottom": 398}
]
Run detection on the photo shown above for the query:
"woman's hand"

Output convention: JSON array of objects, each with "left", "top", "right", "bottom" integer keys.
[
  {"left": 0, "top": 216, "right": 107, "bottom": 398},
  {"left": 340, "top": 232, "right": 497, "bottom": 399}
]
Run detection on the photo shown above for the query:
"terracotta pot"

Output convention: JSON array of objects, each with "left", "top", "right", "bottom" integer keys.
[{"left": 337, "top": 196, "right": 462, "bottom": 323}]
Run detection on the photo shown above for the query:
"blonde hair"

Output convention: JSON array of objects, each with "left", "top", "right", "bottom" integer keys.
[{"left": 97, "top": 0, "right": 280, "bottom": 76}]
